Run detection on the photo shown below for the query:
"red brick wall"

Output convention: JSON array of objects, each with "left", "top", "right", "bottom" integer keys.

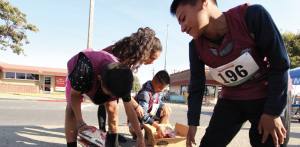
[{"left": 0, "top": 84, "right": 39, "bottom": 94}]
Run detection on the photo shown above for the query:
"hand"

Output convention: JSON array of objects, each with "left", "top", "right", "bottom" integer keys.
[
  {"left": 136, "top": 136, "right": 145, "bottom": 147},
  {"left": 258, "top": 114, "right": 286, "bottom": 146},
  {"left": 156, "top": 126, "right": 166, "bottom": 138},
  {"left": 78, "top": 124, "right": 91, "bottom": 134},
  {"left": 135, "top": 105, "right": 144, "bottom": 117},
  {"left": 186, "top": 125, "right": 197, "bottom": 147},
  {"left": 161, "top": 106, "right": 171, "bottom": 118}
]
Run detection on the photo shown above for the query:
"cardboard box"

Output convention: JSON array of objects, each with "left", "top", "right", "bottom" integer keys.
[{"left": 143, "top": 123, "right": 188, "bottom": 147}]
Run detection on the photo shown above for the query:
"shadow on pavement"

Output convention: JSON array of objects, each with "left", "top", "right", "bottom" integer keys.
[{"left": 0, "top": 125, "right": 65, "bottom": 147}]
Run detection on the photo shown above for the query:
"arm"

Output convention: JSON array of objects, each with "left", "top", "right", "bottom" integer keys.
[
  {"left": 123, "top": 100, "right": 145, "bottom": 146},
  {"left": 69, "top": 88, "right": 90, "bottom": 133},
  {"left": 131, "top": 97, "right": 144, "bottom": 117},
  {"left": 245, "top": 5, "right": 290, "bottom": 116},
  {"left": 187, "top": 40, "right": 206, "bottom": 126},
  {"left": 245, "top": 5, "right": 289, "bottom": 146},
  {"left": 186, "top": 40, "right": 206, "bottom": 147}
]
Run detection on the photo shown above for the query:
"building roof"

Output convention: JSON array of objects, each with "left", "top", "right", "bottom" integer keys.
[
  {"left": 169, "top": 67, "right": 220, "bottom": 86},
  {"left": 0, "top": 63, "right": 67, "bottom": 76}
]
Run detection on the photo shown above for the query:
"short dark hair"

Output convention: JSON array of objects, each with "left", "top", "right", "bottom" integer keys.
[
  {"left": 170, "top": 0, "right": 217, "bottom": 16},
  {"left": 154, "top": 70, "right": 170, "bottom": 85},
  {"left": 101, "top": 62, "right": 133, "bottom": 98}
]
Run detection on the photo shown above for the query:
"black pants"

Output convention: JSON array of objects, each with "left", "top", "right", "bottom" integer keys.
[{"left": 200, "top": 98, "right": 289, "bottom": 147}]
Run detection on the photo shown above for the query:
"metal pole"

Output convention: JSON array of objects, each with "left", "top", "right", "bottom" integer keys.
[
  {"left": 164, "top": 23, "right": 169, "bottom": 70},
  {"left": 87, "top": 0, "right": 94, "bottom": 49}
]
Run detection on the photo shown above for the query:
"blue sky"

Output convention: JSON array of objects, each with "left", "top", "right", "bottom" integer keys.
[{"left": 1, "top": 0, "right": 299, "bottom": 85}]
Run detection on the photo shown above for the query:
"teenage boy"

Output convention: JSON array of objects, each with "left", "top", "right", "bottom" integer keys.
[
  {"left": 170, "top": 0, "right": 290, "bottom": 147},
  {"left": 64, "top": 49, "right": 144, "bottom": 147},
  {"left": 129, "top": 70, "right": 172, "bottom": 139}
]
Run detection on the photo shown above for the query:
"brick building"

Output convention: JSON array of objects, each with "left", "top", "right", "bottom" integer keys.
[
  {"left": 169, "top": 67, "right": 221, "bottom": 105},
  {"left": 0, "top": 63, "right": 67, "bottom": 94}
]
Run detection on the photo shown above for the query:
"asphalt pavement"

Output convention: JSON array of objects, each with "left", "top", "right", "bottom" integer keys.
[{"left": 0, "top": 93, "right": 299, "bottom": 147}]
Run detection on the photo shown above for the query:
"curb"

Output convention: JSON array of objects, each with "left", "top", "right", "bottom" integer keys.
[
  {"left": 0, "top": 93, "right": 65, "bottom": 98},
  {"left": 0, "top": 98, "right": 91, "bottom": 103}
]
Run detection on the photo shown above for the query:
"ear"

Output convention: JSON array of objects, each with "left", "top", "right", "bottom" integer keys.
[
  {"left": 202, "top": 0, "right": 208, "bottom": 7},
  {"left": 151, "top": 79, "right": 155, "bottom": 85},
  {"left": 98, "top": 75, "right": 102, "bottom": 81}
]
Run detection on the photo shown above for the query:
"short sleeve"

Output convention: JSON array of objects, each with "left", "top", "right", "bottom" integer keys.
[
  {"left": 68, "top": 54, "right": 94, "bottom": 91},
  {"left": 122, "top": 95, "right": 131, "bottom": 102}
]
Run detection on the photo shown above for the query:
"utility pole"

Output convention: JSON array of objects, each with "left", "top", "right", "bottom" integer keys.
[
  {"left": 87, "top": 0, "right": 94, "bottom": 49},
  {"left": 164, "top": 23, "right": 169, "bottom": 70},
  {"left": 152, "top": 68, "right": 155, "bottom": 78}
]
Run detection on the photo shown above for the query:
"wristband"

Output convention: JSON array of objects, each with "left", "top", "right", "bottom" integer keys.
[
  {"left": 77, "top": 122, "right": 86, "bottom": 130},
  {"left": 156, "top": 126, "right": 162, "bottom": 131},
  {"left": 134, "top": 104, "right": 140, "bottom": 110}
]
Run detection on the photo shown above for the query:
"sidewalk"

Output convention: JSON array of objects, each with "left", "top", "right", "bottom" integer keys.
[
  {"left": 0, "top": 92, "right": 215, "bottom": 109},
  {"left": 0, "top": 92, "right": 68, "bottom": 102}
]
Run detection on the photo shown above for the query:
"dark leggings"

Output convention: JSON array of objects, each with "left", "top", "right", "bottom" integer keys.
[
  {"left": 200, "top": 98, "right": 286, "bottom": 147},
  {"left": 97, "top": 104, "right": 107, "bottom": 132}
]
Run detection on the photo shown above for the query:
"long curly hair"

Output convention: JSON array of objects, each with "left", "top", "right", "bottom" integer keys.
[{"left": 112, "top": 27, "right": 162, "bottom": 72}]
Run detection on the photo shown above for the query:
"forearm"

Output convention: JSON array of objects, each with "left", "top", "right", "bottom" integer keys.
[
  {"left": 245, "top": 5, "right": 290, "bottom": 116},
  {"left": 124, "top": 101, "right": 143, "bottom": 137},
  {"left": 187, "top": 40, "right": 206, "bottom": 126},
  {"left": 70, "top": 94, "right": 84, "bottom": 124},
  {"left": 131, "top": 98, "right": 139, "bottom": 108}
]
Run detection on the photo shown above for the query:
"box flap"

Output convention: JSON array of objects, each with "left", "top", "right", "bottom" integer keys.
[
  {"left": 143, "top": 124, "right": 172, "bottom": 139},
  {"left": 174, "top": 123, "right": 189, "bottom": 136}
]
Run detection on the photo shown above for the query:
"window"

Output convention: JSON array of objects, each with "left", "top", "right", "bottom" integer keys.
[
  {"left": 16, "top": 73, "right": 26, "bottom": 79},
  {"left": 4, "top": 72, "right": 39, "bottom": 81},
  {"left": 27, "top": 74, "right": 39, "bottom": 80},
  {"left": 218, "top": 86, "right": 222, "bottom": 98},
  {"left": 204, "top": 85, "right": 216, "bottom": 97},
  {"left": 5, "top": 72, "right": 15, "bottom": 79}
]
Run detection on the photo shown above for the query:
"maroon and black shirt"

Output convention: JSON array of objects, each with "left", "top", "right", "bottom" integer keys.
[{"left": 187, "top": 4, "right": 290, "bottom": 126}]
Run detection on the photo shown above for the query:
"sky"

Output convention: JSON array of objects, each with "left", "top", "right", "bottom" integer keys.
[{"left": 0, "top": 0, "right": 300, "bottom": 86}]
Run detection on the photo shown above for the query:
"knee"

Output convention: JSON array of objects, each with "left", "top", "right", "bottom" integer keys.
[
  {"left": 106, "top": 103, "right": 119, "bottom": 117},
  {"left": 167, "top": 106, "right": 172, "bottom": 115}
]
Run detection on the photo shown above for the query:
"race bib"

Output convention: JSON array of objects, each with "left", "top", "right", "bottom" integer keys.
[
  {"left": 150, "top": 104, "right": 159, "bottom": 116},
  {"left": 210, "top": 52, "right": 259, "bottom": 86}
]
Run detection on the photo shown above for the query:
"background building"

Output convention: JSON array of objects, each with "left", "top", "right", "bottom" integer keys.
[
  {"left": 0, "top": 63, "right": 67, "bottom": 94},
  {"left": 169, "top": 67, "right": 221, "bottom": 105}
]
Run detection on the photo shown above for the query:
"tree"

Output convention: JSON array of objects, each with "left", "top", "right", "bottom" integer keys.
[
  {"left": 282, "top": 32, "right": 300, "bottom": 69},
  {"left": 0, "top": 0, "right": 39, "bottom": 55},
  {"left": 132, "top": 76, "right": 141, "bottom": 93}
]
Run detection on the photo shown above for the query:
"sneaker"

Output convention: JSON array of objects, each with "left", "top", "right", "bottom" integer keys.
[
  {"left": 132, "top": 136, "right": 137, "bottom": 142},
  {"left": 106, "top": 132, "right": 127, "bottom": 142},
  {"left": 105, "top": 139, "right": 122, "bottom": 147},
  {"left": 118, "top": 134, "right": 127, "bottom": 143}
]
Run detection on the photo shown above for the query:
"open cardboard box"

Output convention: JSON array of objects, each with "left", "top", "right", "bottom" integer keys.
[{"left": 143, "top": 123, "right": 189, "bottom": 147}]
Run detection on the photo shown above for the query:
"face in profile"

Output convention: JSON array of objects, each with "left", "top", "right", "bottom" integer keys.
[
  {"left": 176, "top": 1, "right": 209, "bottom": 39},
  {"left": 152, "top": 80, "right": 168, "bottom": 93},
  {"left": 144, "top": 50, "right": 161, "bottom": 65},
  {"left": 98, "top": 75, "right": 118, "bottom": 98}
]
